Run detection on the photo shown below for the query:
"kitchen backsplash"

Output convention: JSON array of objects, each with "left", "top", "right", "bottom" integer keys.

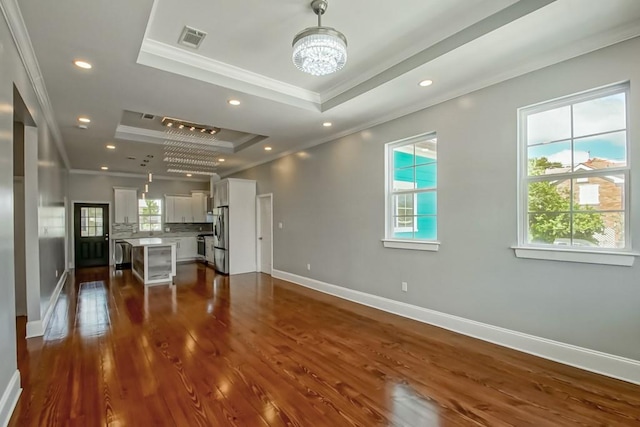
[{"left": 111, "top": 222, "right": 213, "bottom": 238}]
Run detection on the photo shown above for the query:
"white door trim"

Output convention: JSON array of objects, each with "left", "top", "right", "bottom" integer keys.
[{"left": 256, "top": 193, "right": 273, "bottom": 275}]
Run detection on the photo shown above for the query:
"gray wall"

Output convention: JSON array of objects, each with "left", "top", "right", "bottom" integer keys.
[
  {"left": 68, "top": 173, "right": 209, "bottom": 204},
  {"left": 37, "top": 125, "right": 67, "bottom": 316},
  {"left": 0, "top": 2, "right": 68, "bottom": 408},
  {"left": 233, "top": 37, "right": 640, "bottom": 361}
]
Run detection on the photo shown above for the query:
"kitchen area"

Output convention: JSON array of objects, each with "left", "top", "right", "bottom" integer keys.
[{"left": 70, "top": 172, "right": 257, "bottom": 286}]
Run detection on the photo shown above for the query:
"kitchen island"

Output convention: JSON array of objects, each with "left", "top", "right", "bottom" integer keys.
[{"left": 124, "top": 238, "right": 177, "bottom": 286}]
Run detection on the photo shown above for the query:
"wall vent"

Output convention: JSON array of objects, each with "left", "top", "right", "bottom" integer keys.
[
  {"left": 141, "top": 113, "right": 155, "bottom": 120},
  {"left": 179, "top": 26, "right": 207, "bottom": 49}
]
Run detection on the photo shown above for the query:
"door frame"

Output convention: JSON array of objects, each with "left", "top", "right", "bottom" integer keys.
[
  {"left": 256, "top": 193, "right": 273, "bottom": 275},
  {"left": 70, "top": 200, "right": 113, "bottom": 268}
]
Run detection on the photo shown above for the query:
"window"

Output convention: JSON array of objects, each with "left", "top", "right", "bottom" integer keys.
[
  {"left": 139, "top": 199, "right": 162, "bottom": 231},
  {"left": 385, "top": 133, "right": 437, "bottom": 244},
  {"left": 519, "top": 83, "right": 629, "bottom": 250},
  {"left": 80, "top": 207, "right": 104, "bottom": 237}
]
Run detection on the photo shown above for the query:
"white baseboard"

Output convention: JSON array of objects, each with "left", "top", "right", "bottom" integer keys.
[
  {"left": 26, "top": 270, "right": 68, "bottom": 339},
  {"left": 0, "top": 371, "right": 21, "bottom": 427},
  {"left": 272, "top": 269, "right": 640, "bottom": 385}
]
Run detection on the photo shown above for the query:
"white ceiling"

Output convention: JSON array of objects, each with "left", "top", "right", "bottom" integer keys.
[{"left": 14, "top": 0, "right": 640, "bottom": 180}]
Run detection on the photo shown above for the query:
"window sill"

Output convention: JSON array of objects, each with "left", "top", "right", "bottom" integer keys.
[
  {"left": 512, "top": 246, "right": 639, "bottom": 267},
  {"left": 382, "top": 239, "right": 440, "bottom": 252}
]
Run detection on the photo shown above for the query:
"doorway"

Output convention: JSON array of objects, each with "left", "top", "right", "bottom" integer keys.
[
  {"left": 256, "top": 194, "right": 273, "bottom": 275},
  {"left": 74, "top": 203, "right": 110, "bottom": 268}
]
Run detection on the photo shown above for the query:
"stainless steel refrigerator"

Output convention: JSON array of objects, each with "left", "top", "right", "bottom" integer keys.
[{"left": 213, "top": 206, "right": 229, "bottom": 274}]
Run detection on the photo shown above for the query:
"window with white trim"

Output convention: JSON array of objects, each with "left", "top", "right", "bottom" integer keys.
[
  {"left": 385, "top": 134, "right": 437, "bottom": 241},
  {"left": 519, "top": 83, "right": 629, "bottom": 250},
  {"left": 139, "top": 199, "right": 162, "bottom": 232}
]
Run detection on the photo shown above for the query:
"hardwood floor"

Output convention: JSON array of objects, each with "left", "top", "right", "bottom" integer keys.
[{"left": 9, "top": 264, "right": 640, "bottom": 426}]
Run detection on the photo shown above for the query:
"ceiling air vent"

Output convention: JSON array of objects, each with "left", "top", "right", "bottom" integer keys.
[
  {"left": 141, "top": 113, "right": 155, "bottom": 120},
  {"left": 179, "top": 26, "right": 207, "bottom": 49}
]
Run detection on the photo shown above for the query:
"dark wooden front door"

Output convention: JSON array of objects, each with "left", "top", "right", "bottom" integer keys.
[{"left": 74, "top": 203, "right": 109, "bottom": 268}]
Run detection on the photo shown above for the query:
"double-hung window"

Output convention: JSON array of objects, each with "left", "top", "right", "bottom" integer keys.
[
  {"left": 518, "top": 83, "right": 630, "bottom": 253},
  {"left": 139, "top": 199, "right": 162, "bottom": 231},
  {"left": 384, "top": 133, "right": 438, "bottom": 250}
]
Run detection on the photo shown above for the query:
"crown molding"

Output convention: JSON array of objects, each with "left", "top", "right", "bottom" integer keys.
[
  {"left": 137, "top": 38, "right": 321, "bottom": 111},
  {"left": 0, "top": 0, "right": 71, "bottom": 169},
  {"left": 69, "top": 169, "right": 209, "bottom": 182}
]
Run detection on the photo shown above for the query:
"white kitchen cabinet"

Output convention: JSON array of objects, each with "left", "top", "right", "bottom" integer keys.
[
  {"left": 191, "top": 191, "right": 208, "bottom": 223},
  {"left": 177, "top": 236, "right": 198, "bottom": 261},
  {"left": 165, "top": 195, "right": 193, "bottom": 223},
  {"left": 213, "top": 180, "right": 229, "bottom": 208},
  {"left": 114, "top": 188, "right": 138, "bottom": 224}
]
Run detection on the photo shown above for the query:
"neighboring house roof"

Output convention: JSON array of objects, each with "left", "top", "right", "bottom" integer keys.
[{"left": 545, "top": 158, "right": 624, "bottom": 185}]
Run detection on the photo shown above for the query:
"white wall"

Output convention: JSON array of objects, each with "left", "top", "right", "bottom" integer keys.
[{"left": 233, "top": 37, "right": 640, "bottom": 362}]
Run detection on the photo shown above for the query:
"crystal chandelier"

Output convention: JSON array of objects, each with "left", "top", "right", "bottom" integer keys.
[{"left": 292, "top": 0, "right": 347, "bottom": 76}]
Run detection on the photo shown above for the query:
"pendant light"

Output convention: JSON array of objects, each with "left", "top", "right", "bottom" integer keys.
[{"left": 292, "top": 0, "right": 347, "bottom": 76}]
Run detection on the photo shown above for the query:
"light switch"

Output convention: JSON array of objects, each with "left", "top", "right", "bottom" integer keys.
[{"left": 278, "top": 222, "right": 283, "bottom": 229}]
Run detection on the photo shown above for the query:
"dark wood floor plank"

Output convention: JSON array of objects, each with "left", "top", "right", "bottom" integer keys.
[{"left": 8, "top": 264, "right": 640, "bottom": 427}]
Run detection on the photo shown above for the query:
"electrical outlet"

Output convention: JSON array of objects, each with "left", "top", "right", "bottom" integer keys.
[
  {"left": 401, "top": 281, "right": 408, "bottom": 292},
  {"left": 55, "top": 270, "right": 59, "bottom": 278},
  {"left": 165, "top": 227, "right": 170, "bottom": 232},
  {"left": 307, "top": 263, "right": 311, "bottom": 271},
  {"left": 279, "top": 222, "right": 283, "bottom": 229}
]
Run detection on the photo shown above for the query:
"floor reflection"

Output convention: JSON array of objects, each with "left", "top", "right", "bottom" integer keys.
[
  {"left": 75, "top": 280, "right": 110, "bottom": 338},
  {"left": 391, "top": 382, "right": 440, "bottom": 427}
]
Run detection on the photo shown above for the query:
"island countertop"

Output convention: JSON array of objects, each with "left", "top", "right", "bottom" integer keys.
[{"left": 123, "top": 238, "right": 178, "bottom": 247}]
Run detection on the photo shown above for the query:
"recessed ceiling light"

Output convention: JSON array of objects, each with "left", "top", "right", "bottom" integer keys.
[
  {"left": 178, "top": 124, "right": 184, "bottom": 129},
  {"left": 190, "top": 126, "right": 196, "bottom": 131},
  {"left": 74, "top": 60, "right": 92, "bottom": 69},
  {"left": 78, "top": 117, "right": 91, "bottom": 123},
  {"left": 323, "top": 122, "right": 332, "bottom": 127},
  {"left": 186, "top": 173, "right": 192, "bottom": 177},
  {"left": 265, "top": 146, "right": 272, "bottom": 151},
  {"left": 101, "top": 166, "right": 108, "bottom": 170},
  {"left": 106, "top": 145, "right": 116, "bottom": 150},
  {"left": 228, "top": 99, "right": 241, "bottom": 106},
  {"left": 166, "top": 122, "right": 173, "bottom": 127},
  {"left": 78, "top": 125, "right": 88, "bottom": 130},
  {"left": 218, "top": 158, "right": 225, "bottom": 162},
  {"left": 419, "top": 79, "right": 433, "bottom": 87}
]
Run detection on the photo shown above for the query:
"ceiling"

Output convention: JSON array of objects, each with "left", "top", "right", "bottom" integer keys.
[{"left": 13, "top": 0, "right": 640, "bottom": 181}]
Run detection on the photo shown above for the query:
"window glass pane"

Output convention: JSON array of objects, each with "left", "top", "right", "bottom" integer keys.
[
  {"left": 575, "top": 212, "right": 624, "bottom": 249},
  {"left": 81, "top": 207, "right": 88, "bottom": 218},
  {"left": 88, "top": 226, "right": 96, "bottom": 237},
  {"left": 393, "top": 195, "right": 414, "bottom": 217},
  {"left": 140, "top": 216, "right": 150, "bottom": 224},
  {"left": 414, "top": 138, "right": 437, "bottom": 165},
  {"left": 527, "top": 212, "right": 570, "bottom": 244},
  {"left": 571, "top": 212, "right": 625, "bottom": 248},
  {"left": 528, "top": 181, "right": 570, "bottom": 212},
  {"left": 392, "top": 217, "right": 414, "bottom": 239},
  {"left": 95, "top": 208, "right": 103, "bottom": 218},
  {"left": 573, "top": 93, "right": 626, "bottom": 137},
  {"left": 96, "top": 227, "right": 103, "bottom": 236},
  {"left": 393, "top": 145, "right": 415, "bottom": 168},
  {"left": 415, "top": 164, "right": 437, "bottom": 189},
  {"left": 88, "top": 207, "right": 95, "bottom": 217},
  {"left": 416, "top": 192, "right": 437, "bottom": 216},
  {"left": 96, "top": 217, "right": 103, "bottom": 225},
  {"left": 415, "top": 216, "right": 437, "bottom": 240},
  {"left": 393, "top": 170, "right": 415, "bottom": 191},
  {"left": 81, "top": 217, "right": 87, "bottom": 227},
  {"left": 81, "top": 226, "right": 88, "bottom": 237},
  {"left": 573, "top": 175, "right": 624, "bottom": 211},
  {"left": 527, "top": 141, "right": 571, "bottom": 175},
  {"left": 150, "top": 216, "right": 161, "bottom": 224},
  {"left": 140, "top": 223, "right": 150, "bottom": 231},
  {"left": 527, "top": 105, "right": 571, "bottom": 145},
  {"left": 573, "top": 131, "right": 626, "bottom": 168},
  {"left": 151, "top": 224, "right": 162, "bottom": 231}
]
